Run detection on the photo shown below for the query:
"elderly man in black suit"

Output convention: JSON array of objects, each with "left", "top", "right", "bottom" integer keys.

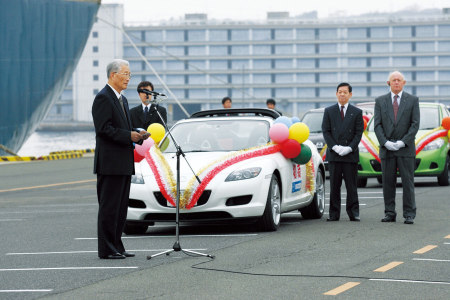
[
  {"left": 129, "top": 81, "right": 167, "bottom": 130},
  {"left": 374, "top": 71, "right": 420, "bottom": 225},
  {"left": 322, "top": 82, "right": 364, "bottom": 222},
  {"left": 92, "top": 59, "right": 149, "bottom": 259}
]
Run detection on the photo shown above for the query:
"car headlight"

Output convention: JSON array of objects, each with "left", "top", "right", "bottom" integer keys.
[
  {"left": 358, "top": 142, "right": 369, "bottom": 153},
  {"left": 422, "top": 138, "right": 445, "bottom": 151},
  {"left": 131, "top": 174, "right": 145, "bottom": 184},
  {"left": 225, "top": 167, "right": 262, "bottom": 182}
]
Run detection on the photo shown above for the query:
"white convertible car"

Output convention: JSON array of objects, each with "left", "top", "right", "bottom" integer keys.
[{"left": 126, "top": 108, "right": 325, "bottom": 234}]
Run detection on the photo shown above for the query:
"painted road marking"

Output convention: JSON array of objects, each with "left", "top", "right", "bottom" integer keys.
[
  {"left": 76, "top": 233, "right": 258, "bottom": 240},
  {"left": 370, "top": 279, "right": 450, "bottom": 285},
  {"left": 413, "top": 258, "right": 450, "bottom": 262},
  {"left": 0, "top": 267, "right": 138, "bottom": 272},
  {"left": 6, "top": 249, "right": 207, "bottom": 255},
  {"left": 0, "top": 290, "right": 53, "bottom": 293},
  {"left": 0, "top": 179, "right": 96, "bottom": 193},
  {"left": 374, "top": 261, "right": 403, "bottom": 272},
  {"left": 413, "top": 245, "right": 437, "bottom": 254},
  {"left": 323, "top": 282, "right": 360, "bottom": 295}
]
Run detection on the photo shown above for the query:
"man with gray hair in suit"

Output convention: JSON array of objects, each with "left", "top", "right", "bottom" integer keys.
[{"left": 374, "top": 71, "right": 420, "bottom": 225}]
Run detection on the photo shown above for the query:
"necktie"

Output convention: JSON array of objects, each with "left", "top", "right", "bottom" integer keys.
[
  {"left": 118, "top": 95, "right": 128, "bottom": 122},
  {"left": 144, "top": 106, "right": 149, "bottom": 122},
  {"left": 393, "top": 95, "right": 399, "bottom": 122},
  {"left": 340, "top": 105, "right": 345, "bottom": 120}
]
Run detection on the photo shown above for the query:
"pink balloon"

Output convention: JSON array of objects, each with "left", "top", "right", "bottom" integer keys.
[
  {"left": 269, "top": 123, "right": 289, "bottom": 144},
  {"left": 135, "top": 138, "right": 155, "bottom": 156}
]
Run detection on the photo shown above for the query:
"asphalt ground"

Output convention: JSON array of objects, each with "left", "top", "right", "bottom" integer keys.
[{"left": 0, "top": 157, "right": 449, "bottom": 299}]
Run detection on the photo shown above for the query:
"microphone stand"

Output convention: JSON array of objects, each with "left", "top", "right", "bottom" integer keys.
[{"left": 146, "top": 95, "right": 214, "bottom": 260}]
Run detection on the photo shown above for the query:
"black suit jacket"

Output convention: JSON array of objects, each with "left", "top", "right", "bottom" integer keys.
[
  {"left": 92, "top": 85, "right": 135, "bottom": 175},
  {"left": 322, "top": 103, "right": 364, "bottom": 163},
  {"left": 374, "top": 92, "right": 420, "bottom": 159},
  {"left": 129, "top": 104, "right": 167, "bottom": 130}
]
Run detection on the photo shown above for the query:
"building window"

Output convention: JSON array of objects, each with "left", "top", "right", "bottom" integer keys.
[
  {"left": 416, "top": 42, "right": 435, "bottom": 52},
  {"left": 93, "top": 74, "right": 99, "bottom": 81},
  {"left": 393, "top": 42, "right": 411, "bottom": 52},
  {"left": 188, "top": 30, "right": 206, "bottom": 41},
  {"left": 210, "top": 46, "right": 228, "bottom": 56},
  {"left": 92, "top": 31, "right": 98, "bottom": 38},
  {"left": 296, "top": 29, "right": 315, "bottom": 40},
  {"left": 371, "top": 27, "right": 389, "bottom": 38},
  {"left": 209, "top": 29, "right": 227, "bottom": 41},
  {"left": 253, "top": 45, "right": 271, "bottom": 55},
  {"left": 347, "top": 28, "right": 367, "bottom": 39},
  {"left": 347, "top": 43, "right": 366, "bottom": 54},
  {"left": 93, "top": 60, "right": 99, "bottom": 67},
  {"left": 166, "top": 30, "right": 184, "bottom": 41},
  {"left": 417, "top": 56, "right": 435, "bottom": 67},
  {"left": 416, "top": 25, "right": 435, "bottom": 37},
  {"left": 231, "top": 29, "right": 249, "bottom": 41},
  {"left": 393, "top": 26, "right": 412, "bottom": 38},
  {"left": 319, "top": 28, "right": 337, "bottom": 40},
  {"left": 145, "top": 30, "right": 163, "bottom": 42},
  {"left": 275, "top": 29, "right": 293, "bottom": 40},
  {"left": 252, "top": 29, "right": 271, "bottom": 41},
  {"left": 93, "top": 46, "right": 98, "bottom": 53}
]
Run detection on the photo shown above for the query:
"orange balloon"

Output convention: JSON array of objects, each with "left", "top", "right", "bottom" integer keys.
[
  {"left": 442, "top": 116, "right": 450, "bottom": 130},
  {"left": 363, "top": 118, "right": 368, "bottom": 131}
]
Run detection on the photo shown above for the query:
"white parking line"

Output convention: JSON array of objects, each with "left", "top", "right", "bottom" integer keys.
[
  {"left": 369, "top": 279, "right": 450, "bottom": 285},
  {"left": 0, "top": 289, "right": 53, "bottom": 293},
  {"left": 75, "top": 233, "right": 258, "bottom": 240},
  {"left": 413, "top": 258, "right": 450, "bottom": 262},
  {"left": 6, "top": 249, "right": 207, "bottom": 255},
  {"left": 0, "top": 267, "right": 138, "bottom": 272},
  {"left": 325, "top": 191, "right": 402, "bottom": 195},
  {"left": 325, "top": 204, "right": 367, "bottom": 206},
  {"left": 0, "top": 219, "right": 23, "bottom": 222}
]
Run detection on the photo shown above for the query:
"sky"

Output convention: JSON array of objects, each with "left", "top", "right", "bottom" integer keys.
[{"left": 102, "top": 0, "right": 449, "bottom": 23}]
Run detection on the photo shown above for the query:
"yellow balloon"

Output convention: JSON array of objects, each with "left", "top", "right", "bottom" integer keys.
[
  {"left": 288, "top": 122, "right": 310, "bottom": 144},
  {"left": 147, "top": 123, "right": 166, "bottom": 143},
  {"left": 448, "top": 130, "right": 450, "bottom": 139}
]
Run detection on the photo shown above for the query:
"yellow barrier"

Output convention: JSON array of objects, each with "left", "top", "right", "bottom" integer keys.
[
  {"left": 0, "top": 156, "right": 37, "bottom": 162},
  {"left": 0, "top": 148, "right": 94, "bottom": 162},
  {"left": 38, "top": 153, "right": 84, "bottom": 160}
]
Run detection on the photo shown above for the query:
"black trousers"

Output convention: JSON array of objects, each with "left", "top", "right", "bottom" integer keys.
[
  {"left": 96, "top": 174, "right": 131, "bottom": 257},
  {"left": 328, "top": 161, "right": 359, "bottom": 220},
  {"left": 380, "top": 156, "right": 416, "bottom": 219}
]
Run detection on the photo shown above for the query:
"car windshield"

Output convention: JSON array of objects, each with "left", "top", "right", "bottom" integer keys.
[
  {"left": 301, "top": 112, "right": 324, "bottom": 133},
  {"left": 367, "top": 106, "right": 440, "bottom": 131},
  {"left": 160, "top": 119, "right": 270, "bottom": 153}
]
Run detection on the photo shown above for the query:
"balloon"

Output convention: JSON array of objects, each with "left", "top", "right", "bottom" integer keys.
[
  {"left": 269, "top": 123, "right": 289, "bottom": 144},
  {"left": 292, "top": 144, "right": 312, "bottom": 164},
  {"left": 448, "top": 130, "right": 450, "bottom": 139},
  {"left": 442, "top": 116, "right": 450, "bottom": 130},
  {"left": 135, "top": 138, "right": 154, "bottom": 156},
  {"left": 362, "top": 115, "right": 370, "bottom": 122},
  {"left": 147, "top": 123, "right": 166, "bottom": 143},
  {"left": 274, "top": 116, "right": 293, "bottom": 128},
  {"left": 291, "top": 116, "right": 300, "bottom": 124},
  {"left": 288, "top": 122, "right": 310, "bottom": 144},
  {"left": 363, "top": 118, "right": 368, "bottom": 131},
  {"left": 159, "top": 137, "right": 170, "bottom": 152},
  {"left": 280, "top": 139, "right": 301, "bottom": 159},
  {"left": 133, "top": 149, "right": 145, "bottom": 162}
]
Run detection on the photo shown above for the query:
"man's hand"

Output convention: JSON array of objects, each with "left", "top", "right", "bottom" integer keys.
[
  {"left": 384, "top": 141, "right": 399, "bottom": 151},
  {"left": 332, "top": 145, "right": 344, "bottom": 154},
  {"left": 131, "top": 131, "right": 143, "bottom": 143},
  {"left": 139, "top": 130, "right": 151, "bottom": 140},
  {"left": 395, "top": 140, "right": 405, "bottom": 149},
  {"left": 339, "top": 146, "right": 352, "bottom": 156}
]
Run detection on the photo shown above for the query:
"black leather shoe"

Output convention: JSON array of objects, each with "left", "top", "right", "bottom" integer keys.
[
  {"left": 100, "top": 253, "right": 126, "bottom": 259},
  {"left": 122, "top": 251, "right": 135, "bottom": 257},
  {"left": 326, "top": 217, "right": 339, "bottom": 221},
  {"left": 350, "top": 216, "right": 360, "bottom": 222},
  {"left": 404, "top": 217, "right": 414, "bottom": 224},
  {"left": 381, "top": 215, "right": 396, "bottom": 222}
]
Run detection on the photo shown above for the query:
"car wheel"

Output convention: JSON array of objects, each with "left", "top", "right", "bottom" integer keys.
[
  {"left": 377, "top": 176, "right": 383, "bottom": 184},
  {"left": 300, "top": 168, "right": 325, "bottom": 219},
  {"left": 257, "top": 174, "right": 281, "bottom": 231},
  {"left": 123, "top": 223, "right": 149, "bottom": 235},
  {"left": 437, "top": 155, "right": 449, "bottom": 186},
  {"left": 357, "top": 177, "right": 367, "bottom": 187}
]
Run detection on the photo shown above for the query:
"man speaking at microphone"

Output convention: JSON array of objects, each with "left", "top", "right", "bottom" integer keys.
[{"left": 130, "top": 81, "right": 167, "bottom": 130}]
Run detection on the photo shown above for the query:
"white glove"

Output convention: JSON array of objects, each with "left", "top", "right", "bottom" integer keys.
[
  {"left": 339, "top": 146, "right": 353, "bottom": 156},
  {"left": 384, "top": 141, "right": 399, "bottom": 151},
  {"left": 332, "top": 145, "right": 344, "bottom": 154},
  {"left": 395, "top": 140, "right": 405, "bottom": 149}
]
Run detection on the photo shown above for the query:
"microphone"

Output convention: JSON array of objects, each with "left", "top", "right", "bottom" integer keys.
[{"left": 138, "top": 89, "right": 166, "bottom": 97}]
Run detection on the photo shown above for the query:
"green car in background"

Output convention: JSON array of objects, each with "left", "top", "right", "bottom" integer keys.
[{"left": 357, "top": 102, "right": 450, "bottom": 187}]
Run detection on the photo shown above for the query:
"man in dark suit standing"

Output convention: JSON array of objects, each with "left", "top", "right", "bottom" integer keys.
[
  {"left": 129, "top": 81, "right": 167, "bottom": 130},
  {"left": 92, "top": 59, "right": 149, "bottom": 259},
  {"left": 322, "top": 82, "right": 364, "bottom": 222},
  {"left": 374, "top": 71, "right": 420, "bottom": 225}
]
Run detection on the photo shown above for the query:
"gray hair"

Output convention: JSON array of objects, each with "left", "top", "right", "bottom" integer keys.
[
  {"left": 106, "top": 59, "right": 129, "bottom": 79},
  {"left": 387, "top": 71, "right": 405, "bottom": 81}
]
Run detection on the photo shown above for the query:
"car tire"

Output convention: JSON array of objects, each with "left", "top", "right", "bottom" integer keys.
[
  {"left": 257, "top": 174, "right": 281, "bottom": 231},
  {"left": 377, "top": 176, "right": 383, "bottom": 184},
  {"left": 123, "top": 223, "right": 149, "bottom": 235},
  {"left": 357, "top": 177, "right": 367, "bottom": 187},
  {"left": 300, "top": 168, "right": 325, "bottom": 219},
  {"left": 437, "top": 155, "right": 449, "bottom": 186}
]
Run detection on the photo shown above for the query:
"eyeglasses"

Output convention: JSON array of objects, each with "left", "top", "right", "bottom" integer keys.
[{"left": 115, "top": 72, "right": 132, "bottom": 78}]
